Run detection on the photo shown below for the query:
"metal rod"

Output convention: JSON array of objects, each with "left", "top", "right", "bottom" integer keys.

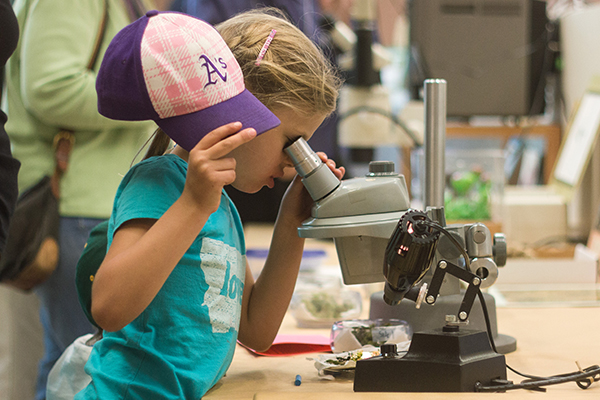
[{"left": 423, "top": 79, "right": 447, "bottom": 209}]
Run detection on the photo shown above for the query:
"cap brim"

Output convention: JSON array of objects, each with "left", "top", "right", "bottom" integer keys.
[{"left": 155, "top": 89, "right": 280, "bottom": 151}]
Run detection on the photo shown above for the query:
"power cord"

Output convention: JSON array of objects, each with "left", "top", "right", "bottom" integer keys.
[
  {"left": 416, "top": 219, "right": 600, "bottom": 392},
  {"left": 475, "top": 290, "right": 600, "bottom": 392}
]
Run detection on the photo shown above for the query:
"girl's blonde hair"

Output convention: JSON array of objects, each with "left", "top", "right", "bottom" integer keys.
[
  {"left": 144, "top": 7, "right": 341, "bottom": 160},
  {"left": 216, "top": 7, "right": 341, "bottom": 116}
]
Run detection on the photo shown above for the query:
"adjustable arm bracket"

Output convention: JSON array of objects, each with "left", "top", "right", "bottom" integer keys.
[{"left": 425, "top": 260, "right": 482, "bottom": 322}]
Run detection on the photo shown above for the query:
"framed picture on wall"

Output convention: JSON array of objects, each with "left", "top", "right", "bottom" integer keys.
[{"left": 551, "top": 77, "right": 600, "bottom": 200}]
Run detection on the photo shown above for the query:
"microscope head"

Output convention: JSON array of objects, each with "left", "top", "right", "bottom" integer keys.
[{"left": 285, "top": 138, "right": 411, "bottom": 285}]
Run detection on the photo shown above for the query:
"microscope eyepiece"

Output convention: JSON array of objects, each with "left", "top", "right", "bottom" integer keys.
[{"left": 284, "top": 138, "right": 340, "bottom": 201}]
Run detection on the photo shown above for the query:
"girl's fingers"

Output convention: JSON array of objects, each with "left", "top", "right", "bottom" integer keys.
[
  {"left": 205, "top": 157, "right": 237, "bottom": 172},
  {"left": 316, "top": 151, "right": 328, "bottom": 162},
  {"left": 316, "top": 151, "right": 345, "bottom": 180},
  {"left": 192, "top": 122, "right": 256, "bottom": 158},
  {"left": 194, "top": 122, "right": 243, "bottom": 149},
  {"left": 208, "top": 168, "right": 237, "bottom": 186},
  {"left": 207, "top": 127, "right": 256, "bottom": 159}
]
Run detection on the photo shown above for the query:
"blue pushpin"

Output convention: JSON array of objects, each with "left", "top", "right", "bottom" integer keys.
[{"left": 294, "top": 374, "right": 302, "bottom": 386}]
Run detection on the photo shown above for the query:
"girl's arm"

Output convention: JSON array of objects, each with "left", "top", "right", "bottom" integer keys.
[
  {"left": 91, "top": 200, "right": 211, "bottom": 332},
  {"left": 238, "top": 155, "right": 344, "bottom": 351},
  {"left": 91, "top": 123, "right": 256, "bottom": 332}
]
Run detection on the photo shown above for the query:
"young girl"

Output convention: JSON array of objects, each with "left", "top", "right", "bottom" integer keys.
[{"left": 75, "top": 8, "right": 343, "bottom": 400}]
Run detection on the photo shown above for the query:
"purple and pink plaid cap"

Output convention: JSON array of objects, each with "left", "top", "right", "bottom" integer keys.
[{"left": 96, "top": 10, "right": 280, "bottom": 151}]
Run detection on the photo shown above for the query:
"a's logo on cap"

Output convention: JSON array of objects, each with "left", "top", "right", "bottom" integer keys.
[
  {"left": 141, "top": 13, "right": 246, "bottom": 119},
  {"left": 198, "top": 55, "right": 228, "bottom": 88}
]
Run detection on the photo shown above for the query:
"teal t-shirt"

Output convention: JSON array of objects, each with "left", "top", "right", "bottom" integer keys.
[{"left": 76, "top": 154, "right": 246, "bottom": 399}]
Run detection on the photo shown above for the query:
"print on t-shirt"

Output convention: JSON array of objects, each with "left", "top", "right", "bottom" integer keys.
[{"left": 200, "top": 238, "right": 244, "bottom": 333}]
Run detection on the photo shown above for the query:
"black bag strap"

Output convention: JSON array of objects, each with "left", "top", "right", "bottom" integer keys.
[{"left": 51, "top": 0, "right": 108, "bottom": 198}]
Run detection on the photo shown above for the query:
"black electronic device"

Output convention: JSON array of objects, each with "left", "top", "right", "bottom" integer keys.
[
  {"left": 408, "top": 0, "right": 549, "bottom": 117},
  {"left": 382, "top": 210, "right": 439, "bottom": 306}
]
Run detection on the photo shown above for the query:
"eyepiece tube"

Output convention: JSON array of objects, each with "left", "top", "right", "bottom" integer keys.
[{"left": 285, "top": 138, "right": 340, "bottom": 201}]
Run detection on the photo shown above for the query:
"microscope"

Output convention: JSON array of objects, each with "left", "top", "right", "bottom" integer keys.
[{"left": 285, "top": 79, "right": 511, "bottom": 392}]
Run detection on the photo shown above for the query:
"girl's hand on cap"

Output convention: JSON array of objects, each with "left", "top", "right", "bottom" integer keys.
[{"left": 183, "top": 122, "right": 256, "bottom": 213}]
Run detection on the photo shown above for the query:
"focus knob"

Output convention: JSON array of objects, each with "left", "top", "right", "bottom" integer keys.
[{"left": 493, "top": 233, "right": 507, "bottom": 267}]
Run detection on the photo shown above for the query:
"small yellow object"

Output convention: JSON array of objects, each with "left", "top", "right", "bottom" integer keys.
[{"left": 90, "top": 275, "right": 94, "bottom": 282}]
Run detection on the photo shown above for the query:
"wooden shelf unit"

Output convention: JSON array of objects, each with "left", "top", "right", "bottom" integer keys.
[{"left": 445, "top": 123, "right": 562, "bottom": 184}]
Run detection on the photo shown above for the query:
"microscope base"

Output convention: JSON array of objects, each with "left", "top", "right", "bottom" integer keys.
[
  {"left": 353, "top": 328, "right": 507, "bottom": 392},
  {"left": 369, "top": 290, "right": 517, "bottom": 353}
]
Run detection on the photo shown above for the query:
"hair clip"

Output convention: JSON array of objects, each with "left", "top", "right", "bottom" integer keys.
[{"left": 255, "top": 29, "right": 277, "bottom": 66}]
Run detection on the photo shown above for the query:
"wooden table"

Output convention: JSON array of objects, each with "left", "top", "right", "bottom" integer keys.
[
  {"left": 204, "top": 224, "right": 600, "bottom": 399},
  {"left": 204, "top": 307, "right": 600, "bottom": 399}
]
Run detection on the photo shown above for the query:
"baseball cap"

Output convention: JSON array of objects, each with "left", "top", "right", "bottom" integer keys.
[{"left": 96, "top": 10, "right": 280, "bottom": 151}]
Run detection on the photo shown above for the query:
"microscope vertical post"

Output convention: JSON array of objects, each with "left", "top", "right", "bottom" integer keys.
[{"left": 424, "top": 79, "right": 447, "bottom": 211}]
